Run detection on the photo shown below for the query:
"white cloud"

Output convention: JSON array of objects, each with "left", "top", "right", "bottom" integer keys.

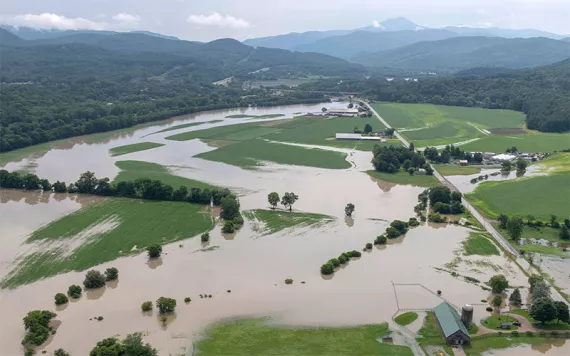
[
  {"left": 112, "top": 13, "right": 140, "bottom": 23},
  {"left": 372, "top": 20, "right": 384, "bottom": 29},
  {"left": 187, "top": 12, "right": 250, "bottom": 29},
  {"left": 6, "top": 13, "right": 106, "bottom": 30}
]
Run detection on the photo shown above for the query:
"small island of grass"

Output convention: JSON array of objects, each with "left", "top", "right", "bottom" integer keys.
[
  {"left": 109, "top": 142, "right": 164, "bottom": 156},
  {"left": 226, "top": 114, "right": 285, "bottom": 119},
  {"left": 366, "top": 170, "right": 439, "bottom": 187},
  {"left": 395, "top": 312, "right": 419, "bottom": 326},
  {"left": 243, "top": 209, "right": 333, "bottom": 235}
]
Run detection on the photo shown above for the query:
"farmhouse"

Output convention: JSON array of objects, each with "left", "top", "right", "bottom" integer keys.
[
  {"left": 327, "top": 108, "right": 359, "bottom": 117},
  {"left": 433, "top": 302, "right": 471, "bottom": 345}
]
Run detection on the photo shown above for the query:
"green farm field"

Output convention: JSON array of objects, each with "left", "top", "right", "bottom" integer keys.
[
  {"left": 243, "top": 209, "right": 333, "bottom": 235},
  {"left": 460, "top": 133, "right": 570, "bottom": 153},
  {"left": 468, "top": 153, "right": 570, "bottom": 219},
  {"left": 109, "top": 142, "right": 164, "bottom": 156},
  {"left": 149, "top": 120, "right": 224, "bottom": 135},
  {"left": 434, "top": 165, "right": 482, "bottom": 176},
  {"left": 2, "top": 198, "right": 214, "bottom": 288},
  {"left": 194, "top": 318, "right": 412, "bottom": 356},
  {"left": 225, "top": 114, "right": 284, "bottom": 119},
  {"left": 462, "top": 233, "right": 500, "bottom": 256},
  {"left": 114, "top": 160, "right": 218, "bottom": 190},
  {"left": 366, "top": 170, "right": 440, "bottom": 187}
]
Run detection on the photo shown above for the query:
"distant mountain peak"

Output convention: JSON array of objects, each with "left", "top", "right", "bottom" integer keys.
[{"left": 380, "top": 17, "right": 422, "bottom": 31}]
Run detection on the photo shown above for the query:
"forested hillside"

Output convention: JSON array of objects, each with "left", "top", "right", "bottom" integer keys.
[
  {"left": 0, "top": 30, "right": 363, "bottom": 152},
  {"left": 301, "top": 59, "right": 570, "bottom": 132}
]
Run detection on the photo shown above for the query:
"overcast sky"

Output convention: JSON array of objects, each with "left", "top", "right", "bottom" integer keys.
[{"left": 1, "top": 0, "right": 569, "bottom": 41}]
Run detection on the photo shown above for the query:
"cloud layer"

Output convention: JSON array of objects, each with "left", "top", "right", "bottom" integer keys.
[
  {"left": 187, "top": 13, "right": 250, "bottom": 29},
  {"left": 4, "top": 12, "right": 141, "bottom": 31}
]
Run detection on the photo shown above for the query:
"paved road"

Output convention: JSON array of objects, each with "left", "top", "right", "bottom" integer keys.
[{"left": 363, "top": 101, "right": 519, "bottom": 257}]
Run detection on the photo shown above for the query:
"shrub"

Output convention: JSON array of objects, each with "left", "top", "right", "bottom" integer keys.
[
  {"left": 83, "top": 270, "right": 106, "bottom": 289},
  {"left": 551, "top": 331, "right": 559, "bottom": 337},
  {"left": 222, "top": 221, "right": 235, "bottom": 233},
  {"left": 428, "top": 212, "right": 447, "bottom": 223},
  {"left": 386, "top": 227, "right": 400, "bottom": 238},
  {"left": 23, "top": 310, "right": 57, "bottom": 347},
  {"left": 156, "top": 297, "right": 177, "bottom": 314},
  {"left": 67, "top": 285, "right": 82, "bottom": 299},
  {"left": 328, "top": 258, "right": 340, "bottom": 268},
  {"left": 375, "top": 235, "right": 387, "bottom": 245},
  {"left": 451, "top": 271, "right": 457, "bottom": 277},
  {"left": 141, "top": 301, "right": 153, "bottom": 312},
  {"left": 481, "top": 299, "right": 487, "bottom": 303},
  {"left": 184, "top": 297, "right": 191, "bottom": 303},
  {"left": 54, "top": 349, "right": 70, "bottom": 356},
  {"left": 437, "top": 290, "right": 442, "bottom": 296},
  {"left": 104, "top": 267, "right": 118, "bottom": 281},
  {"left": 349, "top": 250, "right": 362, "bottom": 258},
  {"left": 365, "top": 243, "right": 373, "bottom": 250},
  {"left": 54, "top": 293, "right": 68, "bottom": 305},
  {"left": 486, "top": 307, "right": 493, "bottom": 312},
  {"left": 96, "top": 316, "right": 104, "bottom": 321},
  {"left": 232, "top": 215, "right": 244, "bottom": 227},
  {"left": 465, "top": 276, "right": 480, "bottom": 283},
  {"left": 285, "top": 279, "right": 293, "bottom": 285},
  {"left": 338, "top": 254, "right": 349, "bottom": 264},
  {"left": 408, "top": 218, "right": 420, "bottom": 227},
  {"left": 321, "top": 263, "right": 334, "bottom": 275},
  {"left": 147, "top": 244, "right": 162, "bottom": 258},
  {"left": 201, "top": 232, "right": 210, "bottom": 242},
  {"left": 208, "top": 294, "right": 212, "bottom": 298},
  {"left": 511, "top": 331, "right": 519, "bottom": 337}
]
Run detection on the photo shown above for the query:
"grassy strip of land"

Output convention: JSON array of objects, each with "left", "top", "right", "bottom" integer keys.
[
  {"left": 366, "top": 170, "right": 440, "bottom": 187},
  {"left": 109, "top": 142, "right": 164, "bottom": 156},
  {"left": 481, "top": 315, "right": 519, "bottom": 330},
  {"left": 150, "top": 120, "right": 224, "bottom": 134},
  {"left": 2, "top": 198, "right": 214, "bottom": 288},
  {"left": 417, "top": 312, "right": 455, "bottom": 356},
  {"left": 226, "top": 114, "right": 285, "bottom": 119},
  {"left": 434, "top": 165, "right": 482, "bottom": 176},
  {"left": 165, "top": 121, "right": 282, "bottom": 142},
  {"left": 243, "top": 209, "right": 333, "bottom": 235},
  {"left": 510, "top": 309, "right": 570, "bottom": 330},
  {"left": 89, "top": 121, "right": 164, "bottom": 142},
  {"left": 395, "top": 312, "right": 418, "bottom": 326},
  {"left": 114, "top": 160, "right": 219, "bottom": 190},
  {"left": 467, "top": 173, "right": 570, "bottom": 219},
  {"left": 195, "top": 139, "right": 351, "bottom": 170},
  {"left": 465, "top": 336, "right": 563, "bottom": 356},
  {"left": 463, "top": 232, "right": 500, "bottom": 256},
  {"left": 461, "top": 133, "right": 570, "bottom": 153},
  {"left": 193, "top": 318, "right": 412, "bottom": 356}
]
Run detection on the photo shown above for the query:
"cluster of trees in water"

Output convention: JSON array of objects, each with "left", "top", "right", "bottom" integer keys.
[
  {"left": 414, "top": 187, "right": 465, "bottom": 223},
  {"left": 0, "top": 169, "right": 234, "bottom": 206},
  {"left": 301, "top": 59, "right": 570, "bottom": 133},
  {"left": 371, "top": 145, "right": 433, "bottom": 175},
  {"left": 498, "top": 213, "right": 570, "bottom": 242},
  {"left": 527, "top": 274, "right": 569, "bottom": 325}
]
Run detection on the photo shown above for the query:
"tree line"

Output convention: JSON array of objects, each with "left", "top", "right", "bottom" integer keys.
[
  {"left": 498, "top": 213, "right": 570, "bottom": 242},
  {"left": 0, "top": 169, "right": 234, "bottom": 206}
]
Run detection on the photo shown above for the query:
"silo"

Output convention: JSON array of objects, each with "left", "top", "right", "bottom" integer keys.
[{"left": 461, "top": 304, "right": 474, "bottom": 328}]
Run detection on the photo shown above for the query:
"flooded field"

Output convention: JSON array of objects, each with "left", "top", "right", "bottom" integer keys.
[
  {"left": 0, "top": 103, "right": 538, "bottom": 355},
  {"left": 481, "top": 339, "right": 570, "bottom": 355}
]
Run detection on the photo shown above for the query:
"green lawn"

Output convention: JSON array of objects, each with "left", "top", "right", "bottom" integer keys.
[
  {"left": 226, "top": 114, "right": 285, "bottom": 119},
  {"left": 194, "top": 318, "right": 412, "bottom": 356},
  {"left": 242, "top": 209, "right": 333, "bottom": 235},
  {"left": 460, "top": 133, "right": 570, "bottom": 153},
  {"left": 434, "top": 165, "right": 482, "bottom": 176},
  {"left": 114, "top": 160, "right": 219, "bottom": 190},
  {"left": 417, "top": 312, "right": 455, "bottom": 356},
  {"left": 372, "top": 102, "right": 526, "bottom": 147},
  {"left": 519, "top": 244, "right": 568, "bottom": 258},
  {"left": 366, "top": 170, "right": 440, "bottom": 187},
  {"left": 1, "top": 198, "right": 214, "bottom": 288},
  {"left": 463, "top": 233, "right": 500, "bottom": 256},
  {"left": 465, "top": 336, "right": 561, "bottom": 356},
  {"left": 467, "top": 173, "right": 570, "bottom": 219},
  {"left": 195, "top": 139, "right": 351, "bottom": 170},
  {"left": 482, "top": 315, "right": 519, "bottom": 330},
  {"left": 395, "top": 312, "right": 419, "bottom": 326},
  {"left": 149, "top": 120, "right": 224, "bottom": 134},
  {"left": 109, "top": 142, "right": 164, "bottom": 156},
  {"left": 510, "top": 309, "right": 570, "bottom": 330}
]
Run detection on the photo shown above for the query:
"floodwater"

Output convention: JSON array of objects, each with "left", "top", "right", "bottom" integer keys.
[
  {"left": 0, "top": 103, "right": 533, "bottom": 355},
  {"left": 446, "top": 165, "right": 543, "bottom": 194},
  {"left": 481, "top": 339, "right": 570, "bottom": 355}
]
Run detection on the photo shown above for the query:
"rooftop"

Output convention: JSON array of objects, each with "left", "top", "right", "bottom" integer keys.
[{"left": 433, "top": 302, "right": 469, "bottom": 338}]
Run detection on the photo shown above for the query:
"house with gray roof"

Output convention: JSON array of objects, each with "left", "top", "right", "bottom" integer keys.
[{"left": 433, "top": 302, "right": 471, "bottom": 345}]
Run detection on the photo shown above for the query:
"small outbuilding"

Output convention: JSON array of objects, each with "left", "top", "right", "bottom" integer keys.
[
  {"left": 459, "top": 160, "right": 468, "bottom": 166},
  {"left": 433, "top": 302, "right": 471, "bottom": 345}
]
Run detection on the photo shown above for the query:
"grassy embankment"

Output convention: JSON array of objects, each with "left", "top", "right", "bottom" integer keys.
[
  {"left": 109, "top": 142, "right": 164, "bottom": 156},
  {"left": 395, "top": 312, "right": 418, "bottom": 326},
  {"left": 434, "top": 165, "right": 482, "bottom": 176},
  {"left": 114, "top": 160, "right": 218, "bottom": 190},
  {"left": 373, "top": 102, "right": 527, "bottom": 148},
  {"left": 467, "top": 154, "right": 570, "bottom": 219},
  {"left": 463, "top": 232, "right": 500, "bottom": 256},
  {"left": 366, "top": 170, "right": 440, "bottom": 187},
  {"left": 242, "top": 209, "right": 333, "bottom": 235},
  {"left": 165, "top": 120, "right": 355, "bottom": 169},
  {"left": 225, "top": 114, "right": 285, "bottom": 119},
  {"left": 1, "top": 198, "right": 214, "bottom": 288},
  {"left": 148, "top": 120, "right": 224, "bottom": 134},
  {"left": 193, "top": 318, "right": 412, "bottom": 356}
]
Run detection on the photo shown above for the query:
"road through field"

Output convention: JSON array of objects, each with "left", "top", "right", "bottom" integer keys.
[{"left": 364, "top": 102, "right": 519, "bottom": 256}]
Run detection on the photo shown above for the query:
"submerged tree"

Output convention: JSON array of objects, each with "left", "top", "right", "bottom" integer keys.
[
  {"left": 146, "top": 244, "right": 163, "bottom": 259},
  {"left": 492, "top": 295, "right": 503, "bottom": 311},
  {"left": 156, "top": 297, "right": 177, "bottom": 314},
  {"left": 281, "top": 192, "right": 299, "bottom": 211},
  {"left": 345, "top": 203, "right": 355, "bottom": 217},
  {"left": 268, "top": 192, "right": 280, "bottom": 210},
  {"left": 83, "top": 270, "right": 106, "bottom": 289},
  {"left": 488, "top": 274, "right": 508, "bottom": 294}
]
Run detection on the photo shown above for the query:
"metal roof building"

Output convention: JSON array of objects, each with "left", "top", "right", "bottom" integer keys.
[{"left": 433, "top": 302, "right": 471, "bottom": 345}]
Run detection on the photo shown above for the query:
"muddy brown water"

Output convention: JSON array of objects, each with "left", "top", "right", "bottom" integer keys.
[
  {"left": 0, "top": 104, "right": 532, "bottom": 355},
  {"left": 481, "top": 339, "right": 570, "bottom": 355}
]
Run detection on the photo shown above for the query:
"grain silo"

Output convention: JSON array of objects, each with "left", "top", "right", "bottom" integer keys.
[{"left": 461, "top": 304, "right": 474, "bottom": 328}]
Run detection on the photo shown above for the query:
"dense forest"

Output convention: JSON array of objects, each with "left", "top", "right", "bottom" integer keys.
[
  {"left": 0, "top": 30, "right": 363, "bottom": 152},
  {"left": 301, "top": 59, "right": 570, "bottom": 133}
]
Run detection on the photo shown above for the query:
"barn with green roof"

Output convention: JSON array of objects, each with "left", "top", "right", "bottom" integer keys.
[{"left": 433, "top": 302, "right": 471, "bottom": 345}]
